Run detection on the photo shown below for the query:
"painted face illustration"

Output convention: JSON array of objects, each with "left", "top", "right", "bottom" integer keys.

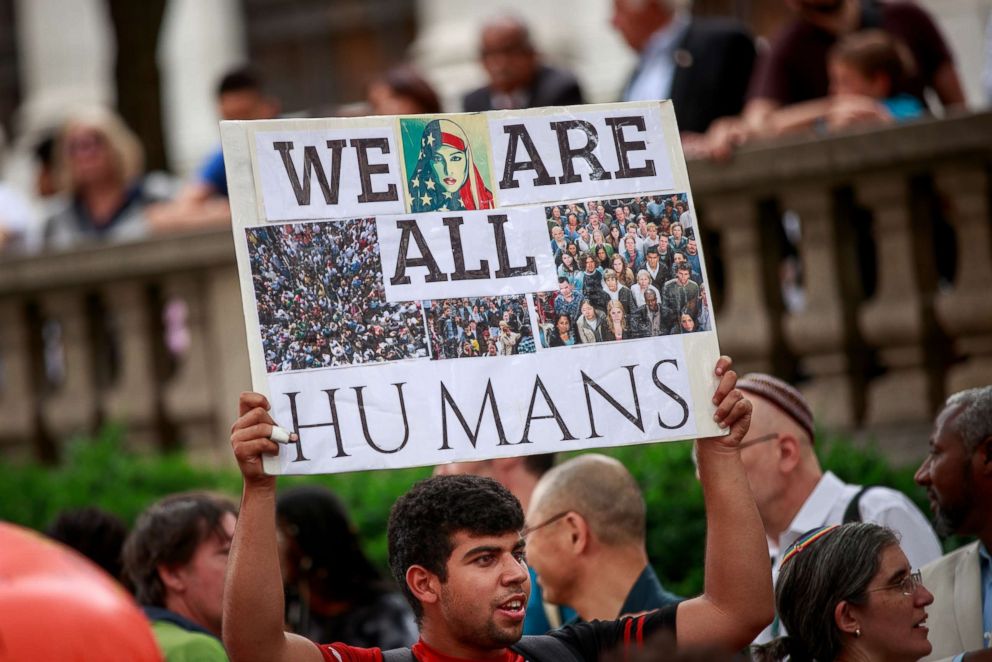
[{"left": 432, "top": 144, "right": 469, "bottom": 193}]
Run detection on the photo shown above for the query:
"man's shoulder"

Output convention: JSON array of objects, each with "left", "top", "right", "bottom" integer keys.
[
  {"left": 462, "top": 86, "right": 492, "bottom": 112},
  {"left": 150, "top": 621, "right": 227, "bottom": 661},
  {"left": 684, "top": 16, "right": 753, "bottom": 43},
  {"left": 922, "top": 540, "right": 980, "bottom": 576}
]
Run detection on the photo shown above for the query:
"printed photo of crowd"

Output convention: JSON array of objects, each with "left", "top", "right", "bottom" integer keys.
[
  {"left": 424, "top": 295, "right": 535, "bottom": 360},
  {"left": 246, "top": 218, "right": 430, "bottom": 373},
  {"left": 535, "top": 194, "right": 711, "bottom": 349}
]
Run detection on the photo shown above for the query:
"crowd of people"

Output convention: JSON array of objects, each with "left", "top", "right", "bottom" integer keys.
[
  {"left": 13, "top": 367, "right": 992, "bottom": 662},
  {"left": 425, "top": 295, "right": 535, "bottom": 360},
  {"left": 536, "top": 194, "right": 710, "bottom": 348},
  {"left": 247, "top": 219, "right": 429, "bottom": 372}
]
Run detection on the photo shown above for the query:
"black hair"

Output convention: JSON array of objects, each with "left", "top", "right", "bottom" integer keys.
[
  {"left": 387, "top": 475, "right": 524, "bottom": 619},
  {"left": 123, "top": 491, "right": 238, "bottom": 606},
  {"left": 277, "top": 485, "right": 388, "bottom": 605},
  {"left": 217, "top": 66, "right": 262, "bottom": 97},
  {"left": 47, "top": 506, "right": 128, "bottom": 580},
  {"left": 522, "top": 453, "right": 556, "bottom": 477},
  {"left": 377, "top": 65, "right": 441, "bottom": 114}
]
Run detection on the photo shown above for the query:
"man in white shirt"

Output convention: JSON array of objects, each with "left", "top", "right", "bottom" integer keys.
[{"left": 735, "top": 373, "right": 942, "bottom": 643}]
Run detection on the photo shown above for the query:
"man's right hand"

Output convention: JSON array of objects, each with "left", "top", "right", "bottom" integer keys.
[{"left": 230, "top": 391, "right": 284, "bottom": 487}]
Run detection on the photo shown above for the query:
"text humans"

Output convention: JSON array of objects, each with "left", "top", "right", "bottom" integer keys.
[
  {"left": 409, "top": 119, "right": 495, "bottom": 213},
  {"left": 224, "top": 356, "right": 774, "bottom": 661}
]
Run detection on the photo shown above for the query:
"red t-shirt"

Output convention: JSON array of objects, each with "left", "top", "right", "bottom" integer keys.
[
  {"left": 316, "top": 639, "right": 523, "bottom": 662},
  {"left": 315, "top": 607, "right": 676, "bottom": 661}
]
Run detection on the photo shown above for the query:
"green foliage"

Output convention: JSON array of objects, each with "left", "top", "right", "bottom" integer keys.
[{"left": 0, "top": 426, "right": 941, "bottom": 600}]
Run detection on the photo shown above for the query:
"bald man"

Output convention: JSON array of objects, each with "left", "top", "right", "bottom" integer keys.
[
  {"left": 524, "top": 454, "right": 680, "bottom": 624},
  {"left": 736, "top": 373, "right": 941, "bottom": 642},
  {"left": 463, "top": 15, "right": 584, "bottom": 112}
]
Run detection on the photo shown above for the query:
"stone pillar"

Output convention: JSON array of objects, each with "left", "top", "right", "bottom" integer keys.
[
  {"left": 0, "top": 299, "right": 39, "bottom": 456},
  {"left": 934, "top": 163, "right": 992, "bottom": 394},
  {"left": 699, "top": 194, "right": 775, "bottom": 374},
  {"left": 781, "top": 185, "right": 860, "bottom": 427},
  {"left": 857, "top": 174, "right": 932, "bottom": 425},
  {"left": 201, "top": 265, "right": 252, "bottom": 464},
  {"left": 159, "top": 275, "right": 216, "bottom": 453},
  {"left": 99, "top": 282, "right": 158, "bottom": 450},
  {"left": 39, "top": 291, "right": 98, "bottom": 440}
]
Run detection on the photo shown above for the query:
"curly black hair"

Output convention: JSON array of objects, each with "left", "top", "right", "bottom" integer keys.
[{"left": 387, "top": 474, "right": 524, "bottom": 619}]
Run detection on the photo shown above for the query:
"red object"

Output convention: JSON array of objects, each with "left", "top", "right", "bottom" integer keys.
[{"left": 0, "top": 521, "right": 163, "bottom": 661}]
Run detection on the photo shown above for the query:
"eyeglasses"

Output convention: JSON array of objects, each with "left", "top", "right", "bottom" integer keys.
[
  {"left": 738, "top": 432, "right": 779, "bottom": 450},
  {"left": 521, "top": 511, "right": 570, "bottom": 538},
  {"left": 866, "top": 570, "right": 924, "bottom": 597}
]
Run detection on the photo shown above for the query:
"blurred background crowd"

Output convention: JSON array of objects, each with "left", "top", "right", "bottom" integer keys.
[{"left": 0, "top": 0, "right": 989, "bottom": 256}]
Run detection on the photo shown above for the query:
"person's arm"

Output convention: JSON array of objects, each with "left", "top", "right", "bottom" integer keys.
[
  {"left": 932, "top": 60, "right": 966, "bottom": 109},
  {"left": 224, "top": 392, "right": 323, "bottom": 662},
  {"left": 675, "top": 357, "right": 774, "bottom": 649}
]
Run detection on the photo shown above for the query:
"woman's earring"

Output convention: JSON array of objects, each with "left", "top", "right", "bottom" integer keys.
[{"left": 855, "top": 627, "right": 862, "bottom": 638}]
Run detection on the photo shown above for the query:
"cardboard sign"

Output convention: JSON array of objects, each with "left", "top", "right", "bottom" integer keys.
[{"left": 222, "top": 101, "right": 723, "bottom": 475}]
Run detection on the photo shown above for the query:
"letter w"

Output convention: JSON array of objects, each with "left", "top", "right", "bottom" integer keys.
[{"left": 272, "top": 140, "right": 344, "bottom": 205}]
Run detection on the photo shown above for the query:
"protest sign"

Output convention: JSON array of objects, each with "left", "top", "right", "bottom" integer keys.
[{"left": 222, "top": 101, "right": 724, "bottom": 475}]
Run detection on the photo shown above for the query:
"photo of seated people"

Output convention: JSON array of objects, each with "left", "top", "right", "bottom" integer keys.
[
  {"left": 424, "top": 295, "right": 535, "bottom": 360},
  {"left": 246, "top": 219, "right": 429, "bottom": 372},
  {"left": 535, "top": 195, "right": 709, "bottom": 349}
]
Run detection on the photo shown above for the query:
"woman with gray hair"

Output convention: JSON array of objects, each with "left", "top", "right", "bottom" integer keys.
[{"left": 752, "top": 522, "right": 934, "bottom": 662}]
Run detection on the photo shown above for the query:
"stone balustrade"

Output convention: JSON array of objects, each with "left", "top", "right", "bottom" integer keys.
[
  {"left": 690, "top": 110, "right": 992, "bottom": 452},
  {"left": 1, "top": 112, "right": 989, "bottom": 462}
]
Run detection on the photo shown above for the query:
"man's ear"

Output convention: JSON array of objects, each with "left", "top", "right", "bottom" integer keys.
[
  {"left": 976, "top": 436, "right": 992, "bottom": 476},
  {"left": 563, "top": 512, "right": 590, "bottom": 555},
  {"left": 778, "top": 434, "right": 802, "bottom": 474},
  {"left": 157, "top": 563, "right": 185, "bottom": 593},
  {"left": 406, "top": 565, "right": 441, "bottom": 608}
]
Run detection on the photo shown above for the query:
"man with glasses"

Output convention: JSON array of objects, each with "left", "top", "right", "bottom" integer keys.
[
  {"left": 524, "top": 454, "right": 681, "bottom": 625},
  {"left": 224, "top": 357, "right": 774, "bottom": 661},
  {"left": 735, "top": 373, "right": 941, "bottom": 643}
]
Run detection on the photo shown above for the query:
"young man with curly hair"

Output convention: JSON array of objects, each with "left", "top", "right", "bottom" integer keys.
[{"left": 224, "top": 356, "right": 772, "bottom": 661}]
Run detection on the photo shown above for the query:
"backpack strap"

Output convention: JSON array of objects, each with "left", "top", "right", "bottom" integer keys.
[
  {"left": 381, "top": 648, "right": 417, "bottom": 662},
  {"left": 843, "top": 485, "right": 873, "bottom": 524},
  {"left": 510, "top": 635, "right": 574, "bottom": 660}
]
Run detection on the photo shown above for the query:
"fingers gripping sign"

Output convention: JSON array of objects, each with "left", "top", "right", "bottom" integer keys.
[
  {"left": 699, "top": 355, "right": 752, "bottom": 453},
  {"left": 230, "top": 391, "right": 298, "bottom": 485}
]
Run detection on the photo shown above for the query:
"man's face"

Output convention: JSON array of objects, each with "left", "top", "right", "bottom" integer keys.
[
  {"left": 437, "top": 531, "right": 529, "bottom": 651},
  {"left": 523, "top": 503, "right": 577, "bottom": 606},
  {"left": 173, "top": 512, "right": 236, "bottom": 636},
  {"left": 646, "top": 252, "right": 659, "bottom": 268},
  {"left": 915, "top": 404, "right": 979, "bottom": 536},
  {"left": 219, "top": 90, "right": 274, "bottom": 121},
  {"left": 480, "top": 24, "right": 537, "bottom": 94},
  {"left": 687, "top": 240, "right": 697, "bottom": 255},
  {"left": 658, "top": 236, "right": 669, "bottom": 251},
  {"left": 676, "top": 268, "right": 690, "bottom": 285},
  {"left": 615, "top": 208, "right": 626, "bottom": 224},
  {"left": 645, "top": 291, "right": 659, "bottom": 311},
  {"left": 559, "top": 281, "right": 572, "bottom": 298}
]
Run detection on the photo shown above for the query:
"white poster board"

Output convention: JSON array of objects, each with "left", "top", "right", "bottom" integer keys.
[{"left": 222, "top": 101, "right": 724, "bottom": 475}]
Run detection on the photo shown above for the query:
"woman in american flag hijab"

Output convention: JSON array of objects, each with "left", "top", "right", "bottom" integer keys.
[{"left": 409, "top": 118, "right": 495, "bottom": 213}]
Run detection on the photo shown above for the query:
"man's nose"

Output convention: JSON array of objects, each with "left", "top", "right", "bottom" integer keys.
[{"left": 914, "top": 457, "right": 930, "bottom": 485}]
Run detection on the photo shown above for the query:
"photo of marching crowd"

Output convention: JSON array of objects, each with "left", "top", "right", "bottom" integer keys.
[
  {"left": 246, "top": 219, "right": 430, "bottom": 373},
  {"left": 535, "top": 194, "right": 711, "bottom": 349},
  {"left": 424, "top": 295, "right": 535, "bottom": 360}
]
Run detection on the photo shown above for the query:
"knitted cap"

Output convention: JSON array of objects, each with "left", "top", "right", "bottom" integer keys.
[{"left": 737, "top": 373, "right": 815, "bottom": 442}]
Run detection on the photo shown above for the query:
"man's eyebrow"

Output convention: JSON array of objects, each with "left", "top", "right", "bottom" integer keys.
[
  {"left": 885, "top": 567, "right": 909, "bottom": 584},
  {"left": 513, "top": 538, "right": 526, "bottom": 552}
]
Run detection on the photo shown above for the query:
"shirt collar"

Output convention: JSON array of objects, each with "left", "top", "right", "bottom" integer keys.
[
  {"left": 773, "top": 471, "right": 846, "bottom": 556},
  {"left": 641, "top": 11, "right": 692, "bottom": 58},
  {"left": 620, "top": 565, "right": 665, "bottom": 616},
  {"left": 979, "top": 542, "right": 992, "bottom": 567},
  {"left": 142, "top": 606, "right": 220, "bottom": 641}
]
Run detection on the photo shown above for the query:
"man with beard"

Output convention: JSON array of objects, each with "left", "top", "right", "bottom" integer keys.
[
  {"left": 734, "top": 372, "right": 941, "bottom": 643},
  {"left": 915, "top": 386, "right": 992, "bottom": 660},
  {"left": 224, "top": 358, "right": 773, "bottom": 661}
]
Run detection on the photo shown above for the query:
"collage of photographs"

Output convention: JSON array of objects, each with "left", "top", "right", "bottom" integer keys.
[{"left": 246, "top": 193, "right": 711, "bottom": 373}]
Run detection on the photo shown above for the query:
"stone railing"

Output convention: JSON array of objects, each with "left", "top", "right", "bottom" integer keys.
[
  {"left": 0, "top": 228, "right": 249, "bottom": 464},
  {"left": 690, "top": 110, "right": 992, "bottom": 453},
  {"left": 1, "top": 112, "right": 989, "bottom": 462}
]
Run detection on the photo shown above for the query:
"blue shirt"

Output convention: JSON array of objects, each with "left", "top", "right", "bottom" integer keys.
[
  {"left": 198, "top": 148, "right": 228, "bottom": 197},
  {"left": 564, "top": 564, "right": 681, "bottom": 626},
  {"left": 624, "top": 12, "right": 692, "bottom": 102},
  {"left": 981, "top": 543, "right": 992, "bottom": 649}
]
